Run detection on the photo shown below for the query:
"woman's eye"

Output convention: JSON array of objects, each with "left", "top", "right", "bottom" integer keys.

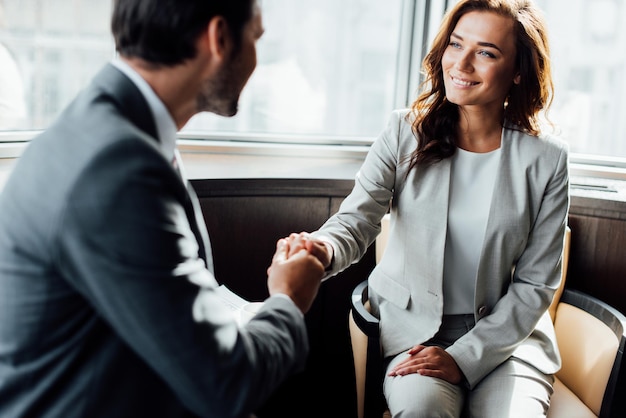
[
  {"left": 478, "top": 50, "right": 496, "bottom": 58},
  {"left": 449, "top": 41, "right": 461, "bottom": 49}
]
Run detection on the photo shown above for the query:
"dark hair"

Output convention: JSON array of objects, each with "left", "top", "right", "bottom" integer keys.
[
  {"left": 112, "top": 0, "right": 255, "bottom": 66},
  {"left": 408, "top": 0, "right": 553, "bottom": 168}
]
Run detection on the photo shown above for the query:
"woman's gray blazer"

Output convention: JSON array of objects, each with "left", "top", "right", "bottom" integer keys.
[{"left": 313, "top": 109, "right": 570, "bottom": 389}]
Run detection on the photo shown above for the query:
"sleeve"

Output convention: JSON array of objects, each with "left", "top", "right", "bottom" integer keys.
[
  {"left": 447, "top": 140, "right": 570, "bottom": 388},
  {"left": 311, "top": 110, "right": 405, "bottom": 277},
  {"left": 56, "top": 140, "right": 308, "bottom": 417}
]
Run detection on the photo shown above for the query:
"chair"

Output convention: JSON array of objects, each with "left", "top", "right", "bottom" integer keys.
[
  {"left": 349, "top": 280, "right": 388, "bottom": 418},
  {"left": 351, "top": 282, "right": 626, "bottom": 418},
  {"left": 349, "top": 222, "right": 625, "bottom": 417},
  {"left": 349, "top": 214, "right": 390, "bottom": 418},
  {"left": 548, "top": 289, "right": 626, "bottom": 418}
]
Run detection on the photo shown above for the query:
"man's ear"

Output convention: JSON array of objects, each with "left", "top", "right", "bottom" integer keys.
[{"left": 202, "top": 16, "right": 232, "bottom": 62}]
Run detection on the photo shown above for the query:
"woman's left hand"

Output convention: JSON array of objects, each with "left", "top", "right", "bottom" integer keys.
[{"left": 388, "top": 345, "right": 463, "bottom": 385}]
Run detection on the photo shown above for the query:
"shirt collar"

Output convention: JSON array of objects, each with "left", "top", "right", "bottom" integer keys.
[{"left": 111, "top": 59, "right": 178, "bottom": 162}]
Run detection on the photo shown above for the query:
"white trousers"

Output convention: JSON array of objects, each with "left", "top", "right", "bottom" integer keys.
[{"left": 383, "top": 315, "right": 554, "bottom": 418}]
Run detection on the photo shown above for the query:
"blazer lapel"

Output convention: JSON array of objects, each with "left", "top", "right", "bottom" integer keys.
[
  {"left": 427, "top": 158, "right": 451, "bottom": 296},
  {"left": 185, "top": 183, "right": 214, "bottom": 273},
  {"left": 94, "top": 64, "right": 214, "bottom": 273},
  {"left": 474, "top": 129, "right": 528, "bottom": 306},
  {"left": 93, "top": 64, "right": 159, "bottom": 140},
  {"left": 403, "top": 158, "right": 451, "bottom": 299}
]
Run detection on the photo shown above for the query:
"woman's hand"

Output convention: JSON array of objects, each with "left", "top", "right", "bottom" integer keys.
[
  {"left": 388, "top": 345, "right": 463, "bottom": 385},
  {"left": 266, "top": 239, "right": 324, "bottom": 314},
  {"left": 284, "top": 232, "right": 333, "bottom": 269}
]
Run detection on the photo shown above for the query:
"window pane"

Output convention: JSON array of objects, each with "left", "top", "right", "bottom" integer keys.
[
  {"left": 0, "top": 0, "right": 114, "bottom": 131},
  {"left": 181, "top": 0, "right": 404, "bottom": 138},
  {"left": 1, "top": 0, "right": 405, "bottom": 140},
  {"left": 536, "top": 0, "right": 626, "bottom": 159}
]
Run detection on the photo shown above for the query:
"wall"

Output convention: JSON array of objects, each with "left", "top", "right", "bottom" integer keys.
[{"left": 567, "top": 185, "right": 626, "bottom": 314}]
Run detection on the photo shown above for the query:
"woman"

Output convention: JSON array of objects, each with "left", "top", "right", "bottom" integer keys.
[{"left": 285, "top": 0, "right": 568, "bottom": 416}]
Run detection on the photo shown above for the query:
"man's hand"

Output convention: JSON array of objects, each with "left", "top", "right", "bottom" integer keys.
[
  {"left": 283, "top": 232, "right": 333, "bottom": 269},
  {"left": 266, "top": 239, "right": 324, "bottom": 314},
  {"left": 388, "top": 345, "right": 463, "bottom": 385}
]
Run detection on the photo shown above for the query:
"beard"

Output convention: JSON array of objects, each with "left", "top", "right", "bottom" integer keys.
[{"left": 196, "top": 51, "right": 246, "bottom": 117}]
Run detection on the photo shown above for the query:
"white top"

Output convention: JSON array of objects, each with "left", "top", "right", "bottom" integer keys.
[{"left": 443, "top": 147, "right": 501, "bottom": 315}]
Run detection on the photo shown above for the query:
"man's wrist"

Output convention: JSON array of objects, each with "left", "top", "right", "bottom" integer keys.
[{"left": 271, "top": 293, "right": 304, "bottom": 318}]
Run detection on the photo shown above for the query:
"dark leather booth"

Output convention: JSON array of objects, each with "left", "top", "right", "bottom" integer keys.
[
  {"left": 192, "top": 178, "right": 626, "bottom": 418},
  {"left": 193, "top": 178, "right": 376, "bottom": 418}
]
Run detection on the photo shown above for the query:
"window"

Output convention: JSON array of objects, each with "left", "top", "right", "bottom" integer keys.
[
  {"left": 0, "top": 0, "right": 113, "bottom": 131},
  {"left": 0, "top": 0, "right": 405, "bottom": 143},
  {"left": 2, "top": 1, "right": 626, "bottom": 168},
  {"left": 183, "top": 0, "right": 406, "bottom": 141},
  {"left": 535, "top": 0, "right": 626, "bottom": 160}
]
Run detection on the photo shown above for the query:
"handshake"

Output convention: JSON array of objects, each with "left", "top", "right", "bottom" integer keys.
[{"left": 266, "top": 232, "right": 334, "bottom": 314}]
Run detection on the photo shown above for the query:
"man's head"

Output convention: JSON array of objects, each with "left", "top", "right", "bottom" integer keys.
[
  {"left": 111, "top": 0, "right": 255, "bottom": 66},
  {"left": 112, "top": 0, "right": 263, "bottom": 123},
  {"left": 195, "top": 1, "right": 263, "bottom": 117}
]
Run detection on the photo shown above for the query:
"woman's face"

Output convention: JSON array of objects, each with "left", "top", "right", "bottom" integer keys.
[{"left": 441, "top": 10, "right": 520, "bottom": 113}]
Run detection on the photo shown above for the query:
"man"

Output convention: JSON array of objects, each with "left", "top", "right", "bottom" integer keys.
[{"left": 0, "top": 0, "right": 324, "bottom": 417}]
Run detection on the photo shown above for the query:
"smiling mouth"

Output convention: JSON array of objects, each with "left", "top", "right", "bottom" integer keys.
[{"left": 451, "top": 76, "right": 479, "bottom": 87}]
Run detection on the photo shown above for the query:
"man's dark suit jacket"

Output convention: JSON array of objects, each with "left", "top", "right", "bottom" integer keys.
[{"left": 0, "top": 64, "right": 309, "bottom": 418}]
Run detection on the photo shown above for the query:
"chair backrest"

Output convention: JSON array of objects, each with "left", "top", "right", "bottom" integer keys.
[
  {"left": 553, "top": 289, "right": 626, "bottom": 417},
  {"left": 349, "top": 281, "right": 385, "bottom": 418}
]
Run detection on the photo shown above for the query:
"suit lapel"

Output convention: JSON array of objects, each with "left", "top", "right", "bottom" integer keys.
[
  {"left": 475, "top": 129, "right": 520, "bottom": 305},
  {"left": 428, "top": 158, "right": 451, "bottom": 295},
  {"left": 403, "top": 158, "right": 451, "bottom": 298},
  {"left": 185, "top": 183, "right": 214, "bottom": 273},
  {"left": 94, "top": 64, "right": 214, "bottom": 272},
  {"left": 93, "top": 64, "right": 159, "bottom": 140}
]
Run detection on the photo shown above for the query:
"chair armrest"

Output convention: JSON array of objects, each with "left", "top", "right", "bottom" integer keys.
[
  {"left": 351, "top": 280, "right": 380, "bottom": 337},
  {"left": 349, "top": 280, "right": 386, "bottom": 418},
  {"left": 555, "top": 289, "right": 626, "bottom": 418}
]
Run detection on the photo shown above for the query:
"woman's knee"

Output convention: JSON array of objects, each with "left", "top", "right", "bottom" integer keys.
[
  {"left": 384, "top": 373, "right": 464, "bottom": 418},
  {"left": 467, "top": 358, "right": 553, "bottom": 418}
]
